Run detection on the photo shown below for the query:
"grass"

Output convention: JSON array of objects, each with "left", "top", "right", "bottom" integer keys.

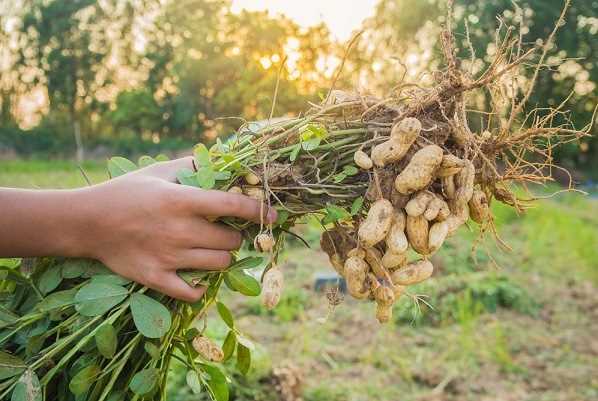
[{"left": 2, "top": 160, "right": 597, "bottom": 401}]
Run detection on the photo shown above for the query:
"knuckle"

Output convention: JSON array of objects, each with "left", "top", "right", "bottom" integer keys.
[{"left": 143, "top": 268, "right": 161, "bottom": 287}]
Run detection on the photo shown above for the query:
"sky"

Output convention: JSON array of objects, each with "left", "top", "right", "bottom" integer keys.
[{"left": 231, "top": 0, "right": 378, "bottom": 41}]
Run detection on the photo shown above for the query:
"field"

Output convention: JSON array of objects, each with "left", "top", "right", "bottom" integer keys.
[{"left": 1, "top": 159, "right": 597, "bottom": 401}]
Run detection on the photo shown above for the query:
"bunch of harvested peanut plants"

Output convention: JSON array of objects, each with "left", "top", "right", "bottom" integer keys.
[{"left": 1, "top": 2, "right": 591, "bottom": 400}]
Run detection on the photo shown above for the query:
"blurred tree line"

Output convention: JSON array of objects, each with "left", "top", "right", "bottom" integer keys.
[{"left": 0, "top": 0, "right": 595, "bottom": 176}]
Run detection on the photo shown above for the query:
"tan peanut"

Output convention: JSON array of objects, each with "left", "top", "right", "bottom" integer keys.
[
  {"left": 386, "top": 210, "right": 408, "bottom": 254},
  {"left": 428, "top": 221, "right": 449, "bottom": 254},
  {"left": 405, "top": 191, "right": 435, "bottom": 217},
  {"left": 344, "top": 256, "right": 370, "bottom": 299},
  {"left": 391, "top": 260, "right": 434, "bottom": 286},
  {"left": 354, "top": 150, "right": 373, "bottom": 170},
  {"left": 394, "top": 145, "right": 444, "bottom": 194},
  {"left": 358, "top": 199, "right": 394, "bottom": 247},
  {"left": 406, "top": 214, "right": 430, "bottom": 255},
  {"left": 262, "top": 267, "right": 284, "bottom": 310},
  {"left": 371, "top": 118, "right": 421, "bottom": 167}
]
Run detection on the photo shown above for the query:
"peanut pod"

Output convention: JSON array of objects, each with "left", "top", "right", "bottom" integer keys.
[
  {"left": 406, "top": 214, "right": 430, "bottom": 255},
  {"left": 358, "top": 198, "right": 394, "bottom": 247},
  {"left": 391, "top": 260, "right": 434, "bottom": 286},
  {"left": 394, "top": 145, "right": 444, "bottom": 194},
  {"left": 371, "top": 117, "right": 421, "bottom": 167}
]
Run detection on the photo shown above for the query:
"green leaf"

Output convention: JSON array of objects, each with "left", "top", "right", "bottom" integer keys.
[
  {"left": 224, "top": 271, "right": 261, "bottom": 296},
  {"left": 155, "top": 154, "right": 169, "bottom": 162},
  {"left": 193, "top": 144, "right": 211, "bottom": 167},
  {"left": 201, "top": 364, "right": 228, "bottom": 401},
  {"left": 186, "top": 370, "right": 202, "bottom": 395},
  {"left": 216, "top": 302, "right": 234, "bottom": 328},
  {"left": 222, "top": 331, "right": 236, "bottom": 361},
  {"left": 301, "top": 137, "right": 320, "bottom": 151},
  {"left": 196, "top": 167, "right": 216, "bottom": 189},
  {"left": 107, "top": 157, "right": 137, "bottom": 178},
  {"left": 176, "top": 168, "right": 198, "bottom": 187},
  {"left": 144, "top": 342, "right": 160, "bottom": 360},
  {"left": 90, "top": 274, "right": 131, "bottom": 286},
  {"left": 275, "top": 210, "right": 289, "bottom": 226},
  {"left": 105, "top": 391, "right": 126, "bottom": 401},
  {"left": 214, "top": 170, "right": 232, "bottom": 180},
  {"left": 0, "top": 258, "right": 21, "bottom": 269},
  {"left": 61, "top": 259, "right": 90, "bottom": 279},
  {"left": 236, "top": 343, "right": 251, "bottom": 375},
  {"left": 0, "top": 305, "right": 19, "bottom": 329},
  {"left": 322, "top": 203, "right": 351, "bottom": 225},
  {"left": 236, "top": 335, "right": 255, "bottom": 351},
  {"left": 95, "top": 324, "right": 117, "bottom": 359},
  {"left": 69, "top": 364, "right": 100, "bottom": 395},
  {"left": 74, "top": 283, "right": 128, "bottom": 317},
  {"left": 332, "top": 173, "right": 346, "bottom": 183},
  {"left": 350, "top": 196, "right": 365, "bottom": 215},
  {"left": 130, "top": 293, "right": 172, "bottom": 338},
  {"left": 138, "top": 155, "right": 157, "bottom": 168},
  {"left": 37, "top": 267, "right": 62, "bottom": 295},
  {"left": 36, "top": 288, "right": 77, "bottom": 312},
  {"left": 11, "top": 370, "right": 42, "bottom": 401},
  {"left": 289, "top": 144, "right": 301, "bottom": 162},
  {"left": 227, "top": 257, "right": 264, "bottom": 272},
  {"left": 0, "top": 351, "right": 26, "bottom": 380},
  {"left": 129, "top": 367, "right": 158, "bottom": 396},
  {"left": 343, "top": 165, "right": 359, "bottom": 176}
]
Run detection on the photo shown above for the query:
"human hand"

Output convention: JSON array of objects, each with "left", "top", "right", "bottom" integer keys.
[{"left": 74, "top": 157, "right": 276, "bottom": 301}]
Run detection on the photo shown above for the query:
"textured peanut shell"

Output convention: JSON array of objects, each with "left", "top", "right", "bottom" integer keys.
[
  {"left": 442, "top": 175, "right": 456, "bottom": 200},
  {"left": 436, "top": 200, "right": 451, "bottom": 221},
  {"left": 386, "top": 210, "right": 408, "bottom": 254},
  {"left": 358, "top": 199, "right": 394, "bottom": 247},
  {"left": 394, "top": 145, "right": 444, "bottom": 194},
  {"left": 354, "top": 150, "right": 373, "bottom": 170},
  {"left": 193, "top": 336, "right": 224, "bottom": 362},
  {"left": 381, "top": 250, "right": 407, "bottom": 270},
  {"left": 254, "top": 233, "right": 274, "bottom": 252},
  {"left": 227, "top": 186, "right": 243, "bottom": 194},
  {"left": 454, "top": 160, "right": 475, "bottom": 203},
  {"left": 428, "top": 221, "right": 449, "bottom": 254},
  {"left": 344, "top": 257, "right": 370, "bottom": 299},
  {"left": 406, "top": 214, "right": 430, "bottom": 255},
  {"left": 423, "top": 197, "right": 445, "bottom": 221},
  {"left": 371, "top": 118, "right": 421, "bottom": 167},
  {"left": 244, "top": 172, "right": 261, "bottom": 185},
  {"left": 391, "top": 260, "right": 434, "bottom": 286},
  {"left": 405, "top": 191, "right": 435, "bottom": 217},
  {"left": 244, "top": 187, "right": 265, "bottom": 201},
  {"left": 329, "top": 254, "right": 345, "bottom": 276},
  {"left": 364, "top": 247, "right": 392, "bottom": 282},
  {"left": 437, "top": 154, "right": 466, "bottom": 177},
  {"left": 262, "top": 267, "right": 284, "bottom": 310},
  {"left": 374, "top": 286, "right": 395, "bottom": 323},
  {"left": 445, "top": 215, "right": 466, "bottom": 235},
  {"left": 469, "top": 189, "right": 489, "bottom": 223}
]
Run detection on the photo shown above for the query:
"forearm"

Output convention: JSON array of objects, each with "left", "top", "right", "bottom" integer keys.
[{"left": 0, "top": 187, "right": 92, "bottom": 258}]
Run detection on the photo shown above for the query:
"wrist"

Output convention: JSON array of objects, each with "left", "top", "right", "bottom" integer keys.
[{"left": 56, "top": 187, "right": 103, "bottom": 259}]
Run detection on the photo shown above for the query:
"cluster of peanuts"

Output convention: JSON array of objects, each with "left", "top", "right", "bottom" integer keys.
[{"left": 323, "top": 117, "right": 490, "bottom": 323}]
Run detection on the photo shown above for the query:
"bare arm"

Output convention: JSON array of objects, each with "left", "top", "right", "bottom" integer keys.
[{"left": 0, "top": 157, "right": 276, "bottom": 301}]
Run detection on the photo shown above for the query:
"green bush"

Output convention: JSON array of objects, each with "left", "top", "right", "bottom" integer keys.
[
  {"left": 395, "top": 272, "right": 538, "bottom": 326},
  {"left": 244, "top": 287, "right": 308, "bottom": 322}
]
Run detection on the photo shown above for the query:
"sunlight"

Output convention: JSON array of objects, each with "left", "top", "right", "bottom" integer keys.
[{"left": 231, "top": 0, "right": 378, "bottom": 40}]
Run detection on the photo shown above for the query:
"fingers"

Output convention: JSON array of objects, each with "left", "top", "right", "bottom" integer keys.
[
  {"left": 190, "top": 221, "right": 242, "bottom": 250},
  {"left": 142, "top": 157, "right": 195, "bottom": 182},
  {"left": 151, "top": 272, "right": 206, "bottom": 302},
  {"left": 182, "top": 187, "right": 277, "bottom": 224},
  {"left": 174, "top": 248, "right": 232, "bottom": 271}
]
